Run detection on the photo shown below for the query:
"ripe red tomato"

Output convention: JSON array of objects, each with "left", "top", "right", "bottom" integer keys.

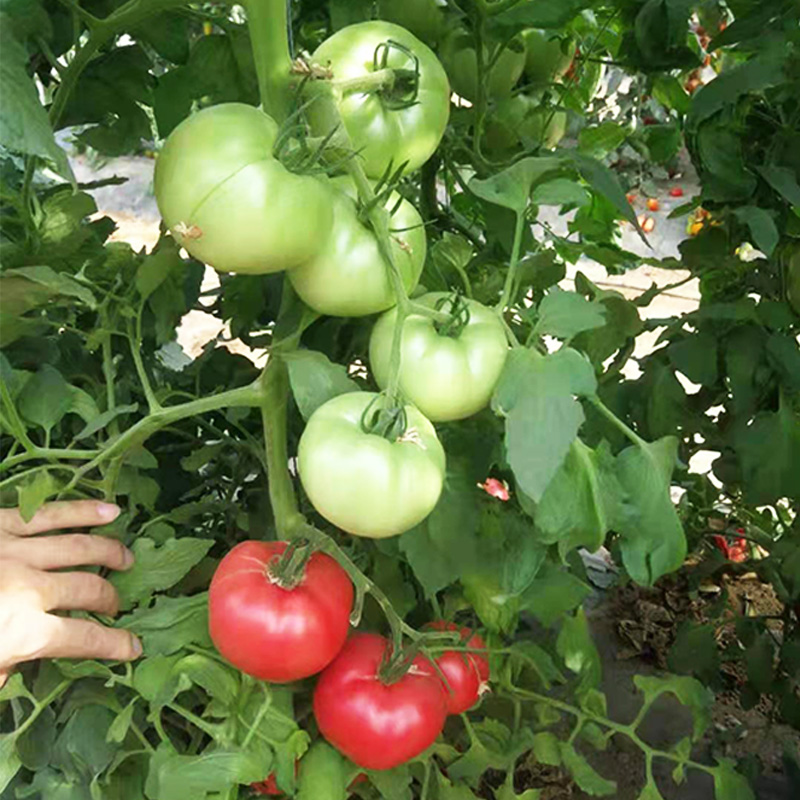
[
  {"left": 251, "top": 775, "right": 280, "bottom": 796},
  {"left": 313, "top": 633, "right": 447, "bottom": 769},
  {"left": 646, "top": 198, "right": 660, "bottom": 211},
  {"left": 423, "top": 622, "right": 489, "bottom": 713},
  {"left": 209, "top": 541, "right": 353, "bottom": 682},
  {"left": 670, "top": 187, "right": 684, "bottom": 197}
]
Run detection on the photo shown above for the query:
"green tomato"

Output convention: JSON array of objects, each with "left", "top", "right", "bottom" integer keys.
[
  {"left": 376, "top": 0, "right": 445, "bottom": 46},
  {"left": 287, "top": 177, "right": 426, "bottom": 317},
  {"left": 439, "top": 28, "right": 526, "bottom": 103},
  {"left": 484, "top": 93, "right": 568, "bottom": 154},
  {"left": 298, "top": 392, "right": 446, "bottom": 538},
  {"left": 522, "top": 29, "right": 576, "bottom": 84},
  {"left": 307, "top": 22, "right": 450, "bottom": 179},
  {"left": 154, "top": 103, "right": 333, "bottom": 274},
  {"left": 369, "top": 293, "right": 508, "bottom": 422}
]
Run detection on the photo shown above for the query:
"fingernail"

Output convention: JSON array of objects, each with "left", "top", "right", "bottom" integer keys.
[
  {"left": 97, "top": 503, "right": 120, "bottom": 521},
  {"left": 131, "top": 636, "right": 143, "bottom": 657},
  {"left": 122, "top": 547, "right": 135, "bottom": 569}
]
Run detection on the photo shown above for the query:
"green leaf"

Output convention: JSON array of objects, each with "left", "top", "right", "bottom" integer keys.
[
  {"left": 493, "top": 349, "right": 596, "bottom": 501},
  {"left": 756, "top": 165, "right": 800, "bottom": 207},
  {"left": 637, "top": 782, "right": 666, "bottom": 800},
  {"left": 520, "top": 564, "right": 591, "bottom": 627},
  {"left": 536, "top": 440, "right": 626, "bottom": 556},
  {"left": 570, "top": 153, "right": 646, "bottom": 244},
  {"left": 17, "top": 365, "right": 73, "bottom": 435},
  {"left": 110, "top": 537, "right": 213, "bottom": 610},
  {"left": 16, "top": 470, "right": 58, "bottom": 522},
  {"left": 556, "top": 608, "right": 602, "bottom": 696},
  {"left": 668, "top": 622, "right": 721, "bottom": 686},
  {"left": 75, "top": 403, "right": 139, "bottom": 441},
  {"left": 509, "top": 640, "right": 565, "bottom": 690},
  {"left": 710, "top": 759, "right": 755, "bottom": 800},
  {"left": 52, "top": 705, "right": 118, "bottom": 779},
  {"left": 0, "top": 733, "right": 21, "bottom": 794},
  {"left": 120, "top": 593, "right": 211, "bottom": 656},
  {"left": 640, "top": 124, "right": 682, "bottom": 164},
  {"left": 133, "top": 655, "right": 187, "bottom": 708},
  {"left": 614, "top": 437, "right": 686, "bottom": 586},
  {"left": 559, "top": 742, "right": 616, "bottom": 796},
  {"left": 0, "top": 18, "right": 72, "bottom": 179},
  {"left": 469, "top": 156, "right": 564, "bottom": 214},
  {"left": 633, "top": 675, "right": 713, "bottom": 740},
  {"left": 0, "top": 673, "right": 32, "bottom": 703},
  {"left": 734, "top": 397, "right": 800, "bottom": 505},
  {"left": 535, "top": 289, "right": 607, "bottom": 341},
  {"left": 148, "top": 748, "right": 264, "bottom": 800},
  {"left": 0, "top": 265, "right": 96, "bottom": 309},
  {"left": 106, "top": 701, "right": 136, "bottom": 745},
  {"left": 578, "top": 122, "right": 629, "bottom": 159},
  {"left": 531, "top": 179, "right": 591, "bottom": 208},
  {"left": 367, "top": 765, "right": 412, "bottom": 800},
  {"left": 652, "top": 74, "right": 690, "bottom": 115},
  {"left": 667, "top": 333, "right": 718, "bottom": 386},
  {"left": 733, "top": 207, "right": 779, "bottom": 256},
  {"left": 745, "top": 634, "right": 775, "bottom": 694},
  {"left": 136, "top": 239, "right": 184, "bottom": 300},
  {"left": 297, "top": 742, "right": 347, "bottom": 800},
  {"left": 532, "top": 732, "right": 561, "bottom": 766},
  {"left": 687, "top": 53, "right": 784, "bottom": 132},
  {"left": 285, "top": 350, "right": 359, "bottom": 421},
  {"left": 436, "top": 772, "right": 479, "bottom": 799},
  {"left": 491, "top": 0, "right": 591, "bottom": 30},
  {"left": 174, "top": 654, "right": 239, "bottom": 707}
]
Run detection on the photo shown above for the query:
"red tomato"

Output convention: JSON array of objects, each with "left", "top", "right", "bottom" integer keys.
[
  {"left": 421, "top": 622, "right": 490, "bottom": 714},
  {"left": 251, "top": 775, "right": 280, "bottom": 796},
  {"left": 670, "top": 187, "right": 684, "bottom": 197},
  {"left": 209, "top": 541, "right": 353, "bottom": 682},
  {"left": 626, "top": 193, "right": 636, "bottom": 205},
  {"left": 313, "top": 633, "right": 448, "bottom": 770},
  {"left": 646, "top": 198, "right": 660, "bottom": 211}
]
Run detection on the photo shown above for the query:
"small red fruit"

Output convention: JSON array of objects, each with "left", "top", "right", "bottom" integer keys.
[
  {"left": 478, "top": 478, "right": 510, "bottom": 501},
  {"left": 626, "top": 192, "right": 637, "bottom": 205},
  {"left": 642, "top": 217, "right": 656, "bottom": 233},
  {"left": 646, "top": 198, "right": 660, "bottom": 211},
  {"left": 251, "top": 775, "right": 280, "bottom": 796},
  {"left": 669, "top": 187, "right": 684, "bottom": 198}
]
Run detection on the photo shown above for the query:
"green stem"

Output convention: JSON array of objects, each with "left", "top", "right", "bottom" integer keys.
[
  {"left": 334, "top": 68, "right": 400, "bottom": 95},
  {"left": 129, "top": 314, "right": 161, "bottom": 413},
  {"left": 0, "top": 447, "right": 100, "bottom": 475},
  {"left": 497, "top": 211, "right": 526, "bottom": 312},
  {"left": 0, "top": 379, "right": 36, "bottom": 453},
  {"left": 243, "top": 0, "right": 293, "bottom": 123},
  {"left": 11, "top": 681, "right": 71, "bottom": 739},
  {"left": 260, "top": 358, "right": 303, "bottom": 539},
  {"left": 60, "top": 381, "right": 266, "bottom": 495},
  {"left": 101, "top": 330, "right": 121, "bottom": 438},
  {"left": 587, "top": 395, "right": 646, "bottom": 448}
]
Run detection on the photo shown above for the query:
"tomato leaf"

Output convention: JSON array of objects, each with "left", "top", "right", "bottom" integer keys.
[
  {"left": 710, "top": 759, "right": 755, "bottom": 800},
  {"left": 111, "top": 537, "right": 214, "bottom": 610},
  {"left": 578, "top": 122, "right": 630, "bottom": 159},
  {"left": 15, "top": 470, "right": 58, "bottom": 522},
  {"left": 469, "top": 157, "right": 564, "bottom": 214},
  {"left": 633, "top": 674, "right": 712, "bottom": 740},
  {"left": 556, "top": 609, "right": 602, "bottom": 697},
  {"left": 534, "top": 288, "right": 607, "bottom": 340},
  {"left": 493, "top": 348, "right": 596, "bottom": 502},
  {"left": 490, "top": 0, "right": 591, "bottom": 30},
  {"left": 558, "top": 742, "right": 616, "bottom": 796},
  {"left": 520, "top": 564, "right": 591, "bottom": 627},
  {"left": 613, "top": 437, "right": 686, "bottom": 586},
  {"left": 532, "top": 732, "right": 562, "bottom": 767},
  {"left": 0, "top": 734, "right": 22, "bottom": 795},
  {"left": 733, "top": 206, "right": 779, "bottom": 256},
  {"left": 284, "top": 350, "right": 359, "bottom": 421}
]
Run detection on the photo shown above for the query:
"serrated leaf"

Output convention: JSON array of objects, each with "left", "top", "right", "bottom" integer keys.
[
  {"left": 75, "top": 403, "right": 139, "bottom": 440},
  {"left": 756, "top": 165, "right": 800, "bottom": 207},
  {"left": 490, "top": 0, "right": 591, "bottom": 30},
  {"left": 0, "top": 733, "right": 22, "bottom": 794},
  {"left": 469, "top": 157, "right": 564, "bottom": 214},
  {"left": 710, "top": 759, "right": 755, "bottom": 800},
  {"left": 633, "top": 675, "right": 712, "bottom": 740},
  {"left": 285, "top": 350, "right": 359, "bottom": 421},
  {"left": 16, "top": 470, "right": 58, "bottom": 522},
  {"left": 17, "top": 365, "right": 73, "bottom": 434},
  {"left": 521, "top": 565, "right": 591, "bottom": 628},
  {"left": 559, "top": 742, "right": 616, "bottom": 796},
  {"left": 535, "top": 289, "right": 607, "bottom": 341},
  {"left": 578, "top": 122, "right": 629, "bottom": 159},
  {"left": 532, "top": 732, "right": 561, "bottom": 766},
  {"left": 110, "top": 537, "right": 213, "bottom": 610},
  {"left": 531, "top": 179, "right": 591, "bottom": 208},
  {"left": 614, "top": 437, "right": 686, "bottom": 586},
  {"left": 174, "top": 654, "right": 239, "bottom": 707},
  {"left": 557, "top": 609, "right": 602, "bottom": 696},
  {"left": 733, "top": 206, "right": 778, "bottom": 256},
  {"left": 119, "top": 594, "right": 212, "bottom": 657},
  {"left": 136, "top": 240, "right": 184, "bottom": 300}
]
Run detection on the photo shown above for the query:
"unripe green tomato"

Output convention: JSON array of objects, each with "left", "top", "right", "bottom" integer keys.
[
  {"left": 522, "top": 29, "right": 576, "bottom": 84},
  {"left": 484, "top": 93, "right": 568, "bottom": 154},
  {"left": 154, "top": 104, "right": 333, "bottom": 274},
  {"left": 376, "top": 0, "right": 445, "bottom": 46},
  {"left": 288, "top": 177, "right": 426, "bottom": 317},
  {"left": 297, "top": 742, "right": 347, "bottom": 800},
  {"left": 369, "top": 294, "right": 508, "bottom": 422},
  {"left": 439, "top": 28, "right": 526, "bottom": 103},
  {"left": 307, "top": 21, "right": 450, "bottom": 179},
  {"left": 788, "top": 246, "right": 800, "bottom": 315},
  {"left": 298, "top": 392, "right": 446, "bottom": 538}
]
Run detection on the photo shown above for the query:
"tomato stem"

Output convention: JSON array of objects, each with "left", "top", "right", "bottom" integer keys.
[
  {"left": 243, "top": 0, "right": 293, "bottom": 123},
  {"left": 267, "top": 539, "right": 313, "bottom": 590}
]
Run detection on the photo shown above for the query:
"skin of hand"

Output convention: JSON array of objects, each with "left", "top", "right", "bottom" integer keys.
[{"left": 0, "top": 500, "right": 142, "bottom": 689}]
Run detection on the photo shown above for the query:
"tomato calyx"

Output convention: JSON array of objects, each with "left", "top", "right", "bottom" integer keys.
[
  {"left": 433, "top": 292, "right": 471, "bottom": 338},
  {"left": 377, "top": 639, "right": 426, "bottom": 685},
  {"left": 359, "top": 393, "right": 409, "bottom": 442},
  {"left": 265, "top": 538, "right": 314, "bottom": 590},
  {"left": 372, "top": 39, "right": 421, "bottom": 110}
]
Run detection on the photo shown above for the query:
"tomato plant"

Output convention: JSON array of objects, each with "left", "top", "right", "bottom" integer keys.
[
  {"left": 154, "top": 103, "right": 333, "bottom": 275},
  {"left": 313, "top": 633, "right": 448, "bottom": 770},
  {"left": 297, "top": 392, "right": 445, "bottom": 537},
  {"left": 1, "top": 0, "right": 798, "bottom": 797},
  {"left": 369, "top": 293, "right": 508, "bottom": 422},
  {"left": 209, "top": 540, "right": 353, "bottom": 682}
]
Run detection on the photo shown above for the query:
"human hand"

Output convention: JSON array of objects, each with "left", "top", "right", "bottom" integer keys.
[{"left": 0, "top": 500, "right": 142, "bottom": 688}]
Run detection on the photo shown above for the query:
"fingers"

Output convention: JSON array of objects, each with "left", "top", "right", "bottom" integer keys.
[
  {"left": 0, "top": 533, "right": 134, "bottom": 572},
  {"left": 40, "top": 571, "right": 121, "bottom": 616},
  {"left": 0, "top": 501, "right": 120, "bottom": 537},
  {"left": 40, "top": 617, "right": 142, "bottom": 662}
]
